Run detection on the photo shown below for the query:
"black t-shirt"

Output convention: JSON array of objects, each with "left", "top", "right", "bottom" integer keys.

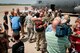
[
  {"left": 3, "top": 15, "right": 8, "bottom": 24},
  {"left": 35, "top": 20, "right": 45, "bottom": 32},
  {"left": 12, "top": 41, "right": 24, "bottom": 53},
  {"left": 20, "top": 15, "right": 26, "bottom": 25}
]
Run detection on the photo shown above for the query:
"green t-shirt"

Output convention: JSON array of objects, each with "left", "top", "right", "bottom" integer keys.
[{"left": 45, "top": 31, "right": 71, "bottom": 53}]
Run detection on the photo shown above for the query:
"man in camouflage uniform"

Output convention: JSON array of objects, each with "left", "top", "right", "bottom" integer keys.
[
  {"left": 25, "top": 11, "right": 35, "bottom": 43},
  {"left": 32, "top": 12, "right": 47, "bottom": 53}
]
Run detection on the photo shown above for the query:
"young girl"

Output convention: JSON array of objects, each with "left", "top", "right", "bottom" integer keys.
[{"left": 70, "top": 19, "right": 80, "bottom": 53}]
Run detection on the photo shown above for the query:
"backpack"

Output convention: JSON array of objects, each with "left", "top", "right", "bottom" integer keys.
[
  {"left": 35, "top": 20, "right": 44, "bottom": 32},
  {"left": 56, "top": 23, "right": 72, "bottom": 37},
  {"left": 20, "top": 15, "right": 26, "bottom": 25}
]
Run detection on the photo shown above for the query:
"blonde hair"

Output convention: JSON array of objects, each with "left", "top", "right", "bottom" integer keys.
[{"left": 64, "top": 14, "right": 70, "bottom": 20}]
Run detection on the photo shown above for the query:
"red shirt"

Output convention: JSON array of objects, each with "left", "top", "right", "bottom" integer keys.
[
  {"left": 70, "top": 28, "right": 80, "bottom": 52},
  {"left": 75, "top": 31, "right": 80, "bottom": 52}
]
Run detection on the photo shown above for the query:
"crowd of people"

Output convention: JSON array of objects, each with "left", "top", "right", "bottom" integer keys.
[{"left": 0, "top": 6, "right": 80, "bottom": 53}]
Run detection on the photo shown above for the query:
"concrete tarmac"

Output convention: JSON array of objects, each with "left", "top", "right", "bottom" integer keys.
[{"left": 0, "top": 5, "right": 78, "bottom": 53}]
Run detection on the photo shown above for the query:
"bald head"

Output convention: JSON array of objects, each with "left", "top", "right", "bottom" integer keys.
[
  {"left": 54, "top": 17, "right": 61, "bottom": 21},
  {"left": 52, "top": 17, "right": 61, "bottom": 28}
]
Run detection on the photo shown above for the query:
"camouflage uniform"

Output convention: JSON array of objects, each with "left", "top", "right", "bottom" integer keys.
[
  {"left": 35, "top": 19, "right": 47, "bottom": 52},
  {"left": 43, "top": 14, "right": 53, "bottom": 26},
  {"left": 25, "top": 15, "right": 35, "bottom": 42}
]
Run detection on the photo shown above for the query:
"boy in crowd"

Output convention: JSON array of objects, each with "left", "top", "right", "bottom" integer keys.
[{"left": 12, "top": 33, "right": 24, "bottom": 53}]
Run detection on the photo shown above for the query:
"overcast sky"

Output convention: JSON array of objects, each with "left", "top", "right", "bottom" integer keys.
[{"left": 0, "top": 0, "right": 37, "bottom": 4}]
